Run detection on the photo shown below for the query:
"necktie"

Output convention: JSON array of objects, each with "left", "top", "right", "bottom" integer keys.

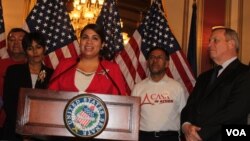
[{"left": 209, "top": 65, "right": 222, "bottom": 85}]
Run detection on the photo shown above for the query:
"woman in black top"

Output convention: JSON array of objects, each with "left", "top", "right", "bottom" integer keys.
[{"left": 2, "top": 32, "right": 53, "bottom": 140}]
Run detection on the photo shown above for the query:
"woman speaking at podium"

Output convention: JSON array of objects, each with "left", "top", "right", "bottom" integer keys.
[{"left": 49, "top": 24, "right": 127, "bottom": 96}]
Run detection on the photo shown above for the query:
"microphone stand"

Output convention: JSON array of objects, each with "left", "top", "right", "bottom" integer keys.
[{"left": 100, "top": 61, "right": 122, "bottom": 95}]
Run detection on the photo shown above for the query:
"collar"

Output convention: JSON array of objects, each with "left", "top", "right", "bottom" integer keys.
[
  {"left": 149, "top": 74, "right": 169, "bottom": 83},
  {"left": 218, "top": 57, "right": 237, "bottom": 75}
]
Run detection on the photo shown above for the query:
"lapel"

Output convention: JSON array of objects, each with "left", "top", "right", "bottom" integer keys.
[
  {"left": 23, "top": 63, "right": 33, "bottom": 88},
  {"left": 201, "top": 59, "right": 240, "bottom": 100}
]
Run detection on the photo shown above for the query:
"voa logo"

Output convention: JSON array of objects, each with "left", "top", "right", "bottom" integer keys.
[{"left": 226, "top": 129, "right": 246, "bottom": 136}]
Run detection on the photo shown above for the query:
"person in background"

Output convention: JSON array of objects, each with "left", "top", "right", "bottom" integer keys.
[
  {"left": 0, "top": 28, "right": 27, "bottom": 135},
  {"left": 131, "top": 47, "right": 187, "bottom": 141},
  {"left": 1, "top": 32, "right": 54, "bottom": 140},
  {"left": 181, "top": 27, "right": 250, "bottom": 141},
  {"left": 49, "top": 24, "right": 127, "bottom": 96}
]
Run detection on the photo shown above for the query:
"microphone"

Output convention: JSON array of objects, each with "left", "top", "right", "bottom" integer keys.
[
  {"left": 49, "top": 58, "right": 79, "bottom": 86},
  {"left": 100, "top": 61, "right": 122, "bottom": 95}
]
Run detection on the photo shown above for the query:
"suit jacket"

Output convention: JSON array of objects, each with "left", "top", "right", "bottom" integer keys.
[
  {"left": 2, "top": 63, "right": 53, "bottom": 140},
  {"left": 181, "top": 59, "right": 250, "bottom": 141}
]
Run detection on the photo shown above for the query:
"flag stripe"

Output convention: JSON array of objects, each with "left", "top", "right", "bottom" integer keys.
[
  {"left": 130, "top": 34, "right": 147, "bottom": 80},
  {"left": 55, "top": 48, "right": 64, "bottom": 62},
  {"left": 115, "top": 55, "right": 134, "bottom": 90},
  {"left": 170, "top": 51, "right": 193, "bottom": 93},
  {"left": 120, "top": 48, "right": 137, "bottom": 81},
  {"left": 76, "top": 111, "right": 91, "bottom": 126},
  {"left": 116, "top": 34, "right": 147, "bottom": 90},
  {"left": 179, "top": 51, "right": 196, "bottom": 85},
  {"left": 68, "top": 41, "right": 79, "bottom": 57},
  {"left": 127, "top": 37, "right": 145, "bottom": 80},
  {"left": 44, "top": 55, "right": 53, "bottom": 69},
  {"left": 0, "top": 1, "right": 7, "bottom": 59}
]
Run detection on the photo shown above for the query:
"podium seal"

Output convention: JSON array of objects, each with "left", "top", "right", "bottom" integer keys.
[{"left": 64, "top": 94, "right": 108, "bottom": 138}]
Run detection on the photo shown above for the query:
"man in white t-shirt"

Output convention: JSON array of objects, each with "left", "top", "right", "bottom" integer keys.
[{"left": 131, "top": 47, "right": 187, "bottom": 141}]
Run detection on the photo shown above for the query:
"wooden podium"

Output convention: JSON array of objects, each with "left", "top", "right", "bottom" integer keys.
[{"left": 16, "top": 88, "right": 140, "bottom": 141}]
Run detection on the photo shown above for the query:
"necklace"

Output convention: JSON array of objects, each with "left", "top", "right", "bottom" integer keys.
[{"left": 76, "top": 69, "right": 95, "bottom": 76}]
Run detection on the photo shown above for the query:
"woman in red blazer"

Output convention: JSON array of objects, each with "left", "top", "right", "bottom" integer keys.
[{"left": 49, "top": 24, "right": 127, "bottom": 96}]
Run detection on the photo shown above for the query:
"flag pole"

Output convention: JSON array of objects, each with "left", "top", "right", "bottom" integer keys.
[{"left": 187, "top": 0, "right": 197, "bottom": 77}]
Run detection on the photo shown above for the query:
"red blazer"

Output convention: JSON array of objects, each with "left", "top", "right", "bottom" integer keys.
[{"left": 49, "top": 58, "right": 127, "bottom": 96}]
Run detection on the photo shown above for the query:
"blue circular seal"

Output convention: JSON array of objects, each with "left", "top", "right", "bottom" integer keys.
[{"left": 64, "top": 94, "right": 108, "bottom": 138}]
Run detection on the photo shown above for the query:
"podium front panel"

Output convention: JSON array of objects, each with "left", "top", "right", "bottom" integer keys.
[{"left": 16, "top": 88, "right": 140, "bottom": 141}]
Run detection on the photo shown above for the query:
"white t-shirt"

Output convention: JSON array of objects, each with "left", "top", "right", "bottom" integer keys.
[{"left": 131, "top": 75, "right": 187, "bottom": 131}]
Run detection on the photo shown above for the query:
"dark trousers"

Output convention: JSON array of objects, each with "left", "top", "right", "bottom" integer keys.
[{"left": 139, "top": 130, "right": 179, "bottom": 141}]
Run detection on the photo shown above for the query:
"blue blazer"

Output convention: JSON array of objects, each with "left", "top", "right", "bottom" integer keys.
[{"left": 181, "top": 59, "right": 250, "bottom": 141}]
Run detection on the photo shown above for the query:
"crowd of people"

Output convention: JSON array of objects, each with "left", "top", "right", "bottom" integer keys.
[{"left": 0, "top": 25, "right": 249, "bottom": 141}]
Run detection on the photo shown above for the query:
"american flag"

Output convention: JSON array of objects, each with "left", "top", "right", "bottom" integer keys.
[
  {"left": 75, "top": 106, "right": 95, "bottom": 127},
  {"left": 115, "top": 0, "right": 196, "bottom": 95},
  {"left": 96, "top": 0, "right": 124, "bottom": 60},
  {"left": 23, "top": 0, "right": 79, "bottom": 69},
  {"left": 0, "top": 0, "right": 7, "bottom": 59}
]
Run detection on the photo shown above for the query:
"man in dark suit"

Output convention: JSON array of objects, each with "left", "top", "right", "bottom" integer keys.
[{"left": 181, "top": 27, "right": 250, "bottom": 141}]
